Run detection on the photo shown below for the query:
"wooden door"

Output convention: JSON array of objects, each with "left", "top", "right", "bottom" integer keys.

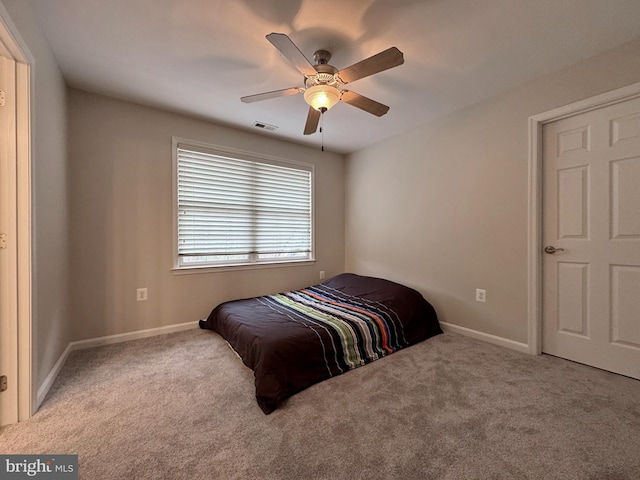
[{"left": 0, "top": 54, "right": 18, "bottom": 425}]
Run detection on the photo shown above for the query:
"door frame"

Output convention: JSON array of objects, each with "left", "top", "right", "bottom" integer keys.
[
  {"left": 0, "top": 5, "right": 33, "bottom": 422},
  {"left": 527, "top": 81, "right": 640, "bottom": 355}
]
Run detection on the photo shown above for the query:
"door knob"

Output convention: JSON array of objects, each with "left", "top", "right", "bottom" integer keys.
[{"left": 544, "top": 246, "right": 566, "bottom": 254}]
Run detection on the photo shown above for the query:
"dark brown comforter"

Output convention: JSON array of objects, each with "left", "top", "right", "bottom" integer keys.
[{"left": 199, "top": 273, "right": 441, "bottom": 414}]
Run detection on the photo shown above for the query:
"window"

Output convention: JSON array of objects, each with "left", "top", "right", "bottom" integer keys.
[{"left": 173, "top": 139, "right": 314, "bottom": 270}]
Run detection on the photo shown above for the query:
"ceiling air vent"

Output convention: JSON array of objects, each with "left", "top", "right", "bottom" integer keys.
[{"left": 253, "top": 121, "right": 278, "bottom": 131}]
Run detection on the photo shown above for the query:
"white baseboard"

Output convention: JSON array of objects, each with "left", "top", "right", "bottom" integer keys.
[
  {"left": 36, "top": 320, "right": 200, "bottom": 408},
  {"left": 439, "top": 321, "right": 531, "bottom": 354},
  {"left": 36, "top": 343, "right": 73, "bottom": 409},
  {"left": 68, "top": 320, "right": 200, "bottom": 351}
]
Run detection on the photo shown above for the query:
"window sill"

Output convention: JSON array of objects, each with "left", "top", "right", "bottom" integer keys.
[{"left": 171, "top": 259, "right": 316, "bottom": 275}]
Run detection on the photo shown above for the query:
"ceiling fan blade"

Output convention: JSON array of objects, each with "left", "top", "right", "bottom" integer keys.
[
  {"left": 240, "top": 87, "right": 302, "bottom": 103},
  {"left": 337, "top": 47, "right": 404, "bottom": 84},
  {"left": 341, "top": 91, "right": 390, "bottom": 117},
  {"left": 266, "top": 33, "right": 317, "bottom": 77},
  {"left": 303, "top": 107, "right": 321, "bottom": 135}
]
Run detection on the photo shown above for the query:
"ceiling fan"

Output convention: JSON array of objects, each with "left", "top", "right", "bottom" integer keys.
[{"left": 241, "top": 33, "right": 404, "bottom": 135}]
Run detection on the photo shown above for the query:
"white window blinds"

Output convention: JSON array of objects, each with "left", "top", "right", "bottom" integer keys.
[{"left": 176, "top": 144, "right": 313, "bottom": 266}]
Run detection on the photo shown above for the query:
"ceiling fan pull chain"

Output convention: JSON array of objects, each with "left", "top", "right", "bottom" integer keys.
[{"left": 320, "top": 112, "right": 324, "bottom": 152}]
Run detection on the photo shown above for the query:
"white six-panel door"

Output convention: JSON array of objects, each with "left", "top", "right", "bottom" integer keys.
[{"left": 542, "top": 96, "right": 640, "bottom": 380}]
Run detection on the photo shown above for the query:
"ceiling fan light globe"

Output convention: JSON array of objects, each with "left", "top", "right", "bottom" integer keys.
[{"left": 304, "top": 85, "right": 341, "bottom": 112}]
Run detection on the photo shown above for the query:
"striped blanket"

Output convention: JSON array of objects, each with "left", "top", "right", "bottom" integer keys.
[
  {"left": 200, "top": 273, "right": 441, "bottom": 414},
  {"left": 258, "top": 284, "right": 409, "bottom": 374}
]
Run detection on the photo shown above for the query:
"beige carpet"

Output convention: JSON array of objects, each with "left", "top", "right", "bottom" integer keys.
[{"left": 1, "top": 329, "right": 639, "bottom": 479}]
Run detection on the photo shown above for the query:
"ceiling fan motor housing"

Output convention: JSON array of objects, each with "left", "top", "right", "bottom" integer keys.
[
  {"left": 313, "top": 50, "right": 331, "bottom": 65},
  {"left": 305, "top": 64, "right": 341, "bottom": 89}
]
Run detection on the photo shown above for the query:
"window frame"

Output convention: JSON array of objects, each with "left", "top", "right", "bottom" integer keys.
[{"left": 172, "top": 137, "right": 315, "bottom": 274}]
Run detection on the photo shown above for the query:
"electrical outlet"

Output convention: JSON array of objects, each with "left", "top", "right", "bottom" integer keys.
[
  {"left": 319, "top": 270, "right": 326, "bottom": 280},
  {"left": 137, "top": 288, "right": 148, "bottom": 301},
  {"left": 475, "top": 288, "right": 487, "bottom": 303}
]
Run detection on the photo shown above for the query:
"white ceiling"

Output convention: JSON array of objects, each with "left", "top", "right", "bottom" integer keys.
[{"left": 30, "top": 0, "right": 640, "bottom": 154}]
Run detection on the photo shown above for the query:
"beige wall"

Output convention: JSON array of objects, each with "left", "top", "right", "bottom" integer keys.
[
  {"left": 0, "top": 0, "right": 71, "bottom": 390},
  {"left": 68, "top": 89, "right": 344, "bottom": 340},
  {"left": 345, "top": 37, "right": 640, "bottom": 344}
]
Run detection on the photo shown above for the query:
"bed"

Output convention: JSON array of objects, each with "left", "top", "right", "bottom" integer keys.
[{"left": 199, "top": 273, "right": 442, "bottom": 414}]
